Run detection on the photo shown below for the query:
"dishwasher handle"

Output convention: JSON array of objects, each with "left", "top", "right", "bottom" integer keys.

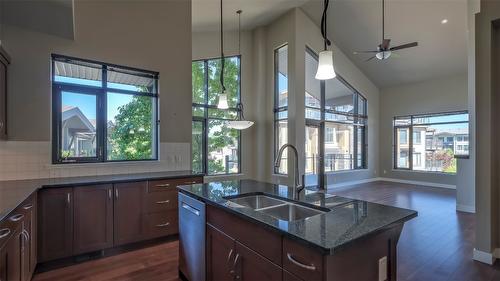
[{"left": 181, "top": 202, "right": 200, "bottom": 216}]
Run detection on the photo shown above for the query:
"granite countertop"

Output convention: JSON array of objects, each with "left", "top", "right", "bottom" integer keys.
[
  {"left": 0, "top": 170, "right": 203, "bottom": 222},
  {"left": 178, "top": 179, "right": 417, "bottom": 255}
]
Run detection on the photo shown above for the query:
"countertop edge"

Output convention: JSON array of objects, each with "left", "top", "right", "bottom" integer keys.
[{"left": 177, "top": 188, "right": 417, "bottom": 255}]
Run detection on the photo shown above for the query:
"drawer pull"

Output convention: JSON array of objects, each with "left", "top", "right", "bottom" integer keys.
[
  {"left": 155, "top": 183, "right": 171, "bottom": 187},
  {"left": 184, "top": 181, "right": 198, "bottom": 184},
  {"left": 287, "top": 253, "right": 316, "bottom": 271},
  {"left": 156, "top": 200, "right": 170, "bottom": 204},
  {"left": 0, "top": 228, "right": 10, "bottom": 239},
  {"left": 156, "top": 222, "right": 170, "bottom": 227},
  {"left": 181, "top": 202, "right": 200, "bottom": 216},
  {"left": 9, "top": 214, "right": 24, "bottom": 222},
  {"left": 22, "top": 204, "right": 33, "bottom": 210}
]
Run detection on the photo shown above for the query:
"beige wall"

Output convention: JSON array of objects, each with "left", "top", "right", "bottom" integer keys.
[
  {"left": 0, "top": 0, "right": 193, "bottom": 180},
  {"left": 379, "top": 74, "right": 468, "bottom": 186},
  {"left": 474, "top": 0, "right": 500, "bottom": 258}
]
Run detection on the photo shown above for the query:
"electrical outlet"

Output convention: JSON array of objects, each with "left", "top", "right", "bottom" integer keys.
[{"left": 378, "top": 256, "right": 387, "bottom": 281}]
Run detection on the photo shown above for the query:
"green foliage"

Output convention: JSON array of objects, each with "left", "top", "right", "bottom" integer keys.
[
  {"left": 192, "top": 57, "right": 240, "bottom": 174},
  {"left": 108, "top": 95, "right": 154, "bottom": 160}
]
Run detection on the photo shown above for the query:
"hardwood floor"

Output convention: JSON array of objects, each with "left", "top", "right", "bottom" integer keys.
[
  {"left": 329, "top": 180, "right": 500, "bottom": 281},
  {"left": 33, "top": 241, "right": 181, "bottom": 281},
  {"left": 33, "top": 181, "right": 500, "bottom": 281}
]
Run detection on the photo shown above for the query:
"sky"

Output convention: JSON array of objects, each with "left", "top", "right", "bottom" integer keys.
[{"left": 57, "top": 76, "right": 136, "bottom": 121}]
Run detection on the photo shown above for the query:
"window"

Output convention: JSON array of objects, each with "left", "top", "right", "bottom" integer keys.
[
  {"left": 274, "top": 45, "right": 288, "bottom": 174},
  {"left": 52, "top": 54, "right": 159, "bottom": 163},
  {"left": 192, "top": 56, "right": 241, "bottom": 175},
  {"left": 305, "top": 49, "right": 367, "bottom": 173},
  {"left": 394, "top": 111, "right": 469, "bottom": 173}
]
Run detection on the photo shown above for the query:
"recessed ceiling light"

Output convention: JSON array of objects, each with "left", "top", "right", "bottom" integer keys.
[{"left": 441, "top": 19, "right": 448, "bottom": 24}]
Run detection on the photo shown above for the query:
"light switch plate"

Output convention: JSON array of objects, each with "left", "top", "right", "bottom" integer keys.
[{"left": 379, "top": 256, "right": 387, "bottom": 281}]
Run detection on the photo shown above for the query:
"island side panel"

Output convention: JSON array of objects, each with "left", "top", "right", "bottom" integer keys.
[{"left": 324, "top": 223, "right": 403, "bottom": 281}]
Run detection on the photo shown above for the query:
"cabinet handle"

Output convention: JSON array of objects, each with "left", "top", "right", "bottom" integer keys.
[
  {"left": 155, "top": 183, "right": 171, "bottom": 188},
  {"left": 156, "top": 222, "right": 170, "bottom": 227},
  {"left": 286, "top": 253, "right": 316, "bottom": 271},
  {"left": 108, "top": 189, "right": 112, "bottom": 200},
  {"left": 233, "top": 253, "right": 241, "bottom": 279},
  {"left": 0, "top": 228, "right": 10, "bottom": 239},
  {"left": 67, "top": 193, "right": 71, "bottom": 205},
  {"left": 155, "top": 200, "right": 170, "bottom": 204},
  {"left": 0, "top": 121, "right": 3, "bottom": 129},
  {"left": 9, "top": 214, "right": 24, "bottom": 222},
  {"left": 184, "top": 181, "right": 197, "bottom": 184},
  {"left": 23, "top": 229, "right": 30, "bottom": 241},
  {"left": 115, "top": 189, "right": 119, "bottom": 199},
  {"left": 226, "top": 249, "right": 234, "bottom": 271},
  {"left": 181, "top": 202, "right": 200, "bottom": 216},
  {"left": 22, "top": 204, "right": 33, "bottom": 210}
]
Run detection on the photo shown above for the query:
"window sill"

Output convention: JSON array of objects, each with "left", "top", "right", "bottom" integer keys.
[
  {"left": 47, "top": 160, "right": 162, "bottom": 169},
  {"left": 204, "top": 173, "right": 245, "bottom": 180},
  {"left": 325, "top": 169, "right": 369, "bottom": 175}
]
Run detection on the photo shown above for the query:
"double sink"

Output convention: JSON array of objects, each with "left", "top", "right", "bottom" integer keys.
[{"left": 225, "top": 194, "right": 329, "bottom": 221}]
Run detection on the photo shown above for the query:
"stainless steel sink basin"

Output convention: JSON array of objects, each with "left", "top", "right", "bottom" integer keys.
[
  {"left": 227, "top": 195, "right": 286, "bottom": 209},
  {"left": 225, "top": 194, "right": 328, "bottom": 221},
  {"left": 259, "top": 203, "right": 325, "bottom": 221}
]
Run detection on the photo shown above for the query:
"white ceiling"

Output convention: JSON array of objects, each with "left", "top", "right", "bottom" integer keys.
[
  {"left": 193, "top": 0, "right": 468, "bottom": 88},
  {"left": 301, "top": 0, "right": 468, "bottom": 88},
  {"left": 192, "top": 0, "right": 310, "bottom": 32}
]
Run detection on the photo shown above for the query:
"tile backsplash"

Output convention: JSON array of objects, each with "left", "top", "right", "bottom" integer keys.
[{"left": 0, "top": 141, "right": 191, "bottom": 181}]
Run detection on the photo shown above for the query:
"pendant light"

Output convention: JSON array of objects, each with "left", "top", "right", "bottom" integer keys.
[
  {"left": 315, "top": 0, "right": 336, "bottom": 80},
  {"left": 227, "top": 10, "right": 254, "bottom": 130},
  {"left": 217, "top": 0, "right": 229, "bottom": 109}
]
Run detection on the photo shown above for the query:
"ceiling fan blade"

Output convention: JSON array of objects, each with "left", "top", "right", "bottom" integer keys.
[
  {"left": 353, "top": 50, "right": 378, "bottom": 55},
  {"left": 390, "top": 42, "right": 418, "bottom": 51},
  {"left": 365, "top": 56, "right": 376, "bottom": 62},
  {"left": 381, "top": 39, "right": 391, "bottom": 50}
]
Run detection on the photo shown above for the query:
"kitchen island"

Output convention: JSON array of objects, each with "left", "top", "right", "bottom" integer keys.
[{"left": 178, "top": 179, "right": 417, "bottom": 281}]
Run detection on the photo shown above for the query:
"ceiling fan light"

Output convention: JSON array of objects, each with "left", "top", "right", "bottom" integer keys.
[
  {"left": 376, "top": 51, "right": 391, "bottom": 60},
  {"left": 226, "top": 120, "right": 254, "bottom": 130},
  {"left": 217, "top": 93, "right": 229, "bottom": 109},
  {"left": 315, "top": 50, "right": 336, "bottom": 80}
]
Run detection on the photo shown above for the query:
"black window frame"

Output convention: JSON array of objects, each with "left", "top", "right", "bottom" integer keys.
[
  {"left": 304, "top": 47, "right": 368, "bottom": 175},
  {"left": 191, "top": 55, "right": 242, "bottom": 175},
  {"left": 393, "top": 110, "right": 469, "bottom": 171},
  {"left": 51, "top": 54, "right": 159, "bottom": 164},
  {"left": 274, "top": 44, "right": 289, "bottom": 175}
]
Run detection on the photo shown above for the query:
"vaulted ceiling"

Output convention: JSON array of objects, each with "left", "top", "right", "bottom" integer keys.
[{"left": 192, "top": 0, "right": 468, "bottom": 88}]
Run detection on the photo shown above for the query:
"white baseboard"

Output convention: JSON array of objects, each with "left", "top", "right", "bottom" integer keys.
[
  {"left": 376, "top": 177, "right": 456, "bottom": 189},
  {"left": 328, "top": 177, "right": 381, "bottom": 189},
  {"left": 473, "top": 248, "right": 495, "bottom": 265},
  {"left": 456, "top": 203, "right": 476, "bottom": 213}
]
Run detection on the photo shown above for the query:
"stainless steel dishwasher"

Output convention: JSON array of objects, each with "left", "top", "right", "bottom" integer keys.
[{"left": 178, "top": 192, "right": 206, "bottom": 281}]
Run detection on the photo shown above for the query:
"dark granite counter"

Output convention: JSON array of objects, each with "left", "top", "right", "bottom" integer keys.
[
  {"left": 178, "top": 179, "right": 417, "bottom": 255},
  {"left": 0, "top": 170, "right": 203, "bottom": 221}
]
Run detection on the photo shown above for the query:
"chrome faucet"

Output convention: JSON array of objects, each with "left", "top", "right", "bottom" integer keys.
[{"left": 274, "top": 144, "right": 305, "bottom": 199}]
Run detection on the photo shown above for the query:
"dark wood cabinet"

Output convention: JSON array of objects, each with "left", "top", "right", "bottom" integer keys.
[
  {"left": 19, "top": 196, "right": 36, "bottom": 281},
  {"left": 38, "top": 188, "right": 73, "bottom": 262},
  {"left": 6, "top": 224, "right": 22, "bottom": 281},
  {"left": 0, "top": 246, "right": 6, "bottom": 281},
  {"left": 113, "top": 182, "right": 146, "bottom": 246},
  {"left": 234, "top": 241, "right": 282, "bottom": 281},
  {"left": 0, "top": 46, "right": 10, "bottom": 140},
  {"left": 206, "top": 225, "right": 235, "bottom": 281},
  {"left": 73, "top": 185, "right": 113, "bottom": 255}
]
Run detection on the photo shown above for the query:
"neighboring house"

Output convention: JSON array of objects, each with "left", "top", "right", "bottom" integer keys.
[{"left": 61, "top": 106, "right": 96, "bottom": 157}]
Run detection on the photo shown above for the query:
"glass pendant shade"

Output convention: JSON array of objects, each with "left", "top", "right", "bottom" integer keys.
[
  {"left": 217, "top": 93, "right": 229, "bottom": 109},
  {"left": 315, "top": 50, "right": 336, "bottom": 80},
  {"left": 226, "top": 120, "right": 254, "bottom": 130},
  {"left": 376, "top": 51, "right": 391, "bottom": 60}
]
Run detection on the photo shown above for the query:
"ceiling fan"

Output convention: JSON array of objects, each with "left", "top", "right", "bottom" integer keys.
[{"left": 354, "top": 0, "right": 418, "bottom": 61}]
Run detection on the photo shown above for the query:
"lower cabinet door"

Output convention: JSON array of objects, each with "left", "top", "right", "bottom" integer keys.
[
  {"left": 0, "top": 244, "right": 7, "bottom": 281},
  {"left": 114, "top": 182, "right": 146, "bottom": 246},
  {"left": 234, "top": 241, "right": 282, "bottom": 281},
  {"left": 206, "top": 225, "right": 235, "bottom": 281},
  {"left": 6, "top": 225, "right": 22, "bottom": 281},
  {"left": 73, "top": 185, "right": 114, "bottom": 255}
]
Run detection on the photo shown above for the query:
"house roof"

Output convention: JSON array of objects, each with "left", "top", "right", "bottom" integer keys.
[{"left": 62, "top": 106, "right": 95, "bottom": 132}]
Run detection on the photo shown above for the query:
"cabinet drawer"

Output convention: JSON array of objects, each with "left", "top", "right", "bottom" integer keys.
[
  {"left": 283, "top": 238, "right": 323, "bottom": 281},
  {"left": 145, "top": 191, "right": 178, "bottom": 213},
  {"left": 148, "top": 177, "right": 203, "bottom": 193},
  {"left": 143, "top": 211, "right": 178, "bottom": 239},
  {"left": 207, "top": 205, "right": 282, "bottom": 265}
]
